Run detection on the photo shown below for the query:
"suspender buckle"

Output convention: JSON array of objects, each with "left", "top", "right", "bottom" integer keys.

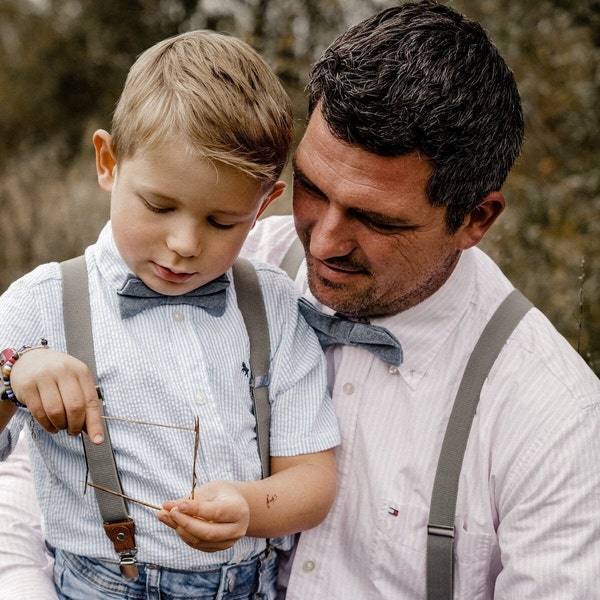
[{"left": 427, "top": 524, "right": 455, "bottom": 538}]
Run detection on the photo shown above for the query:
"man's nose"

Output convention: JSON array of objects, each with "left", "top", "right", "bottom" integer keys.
[{"left": 309, "top": 206, "right": 356, "bottom": 260}]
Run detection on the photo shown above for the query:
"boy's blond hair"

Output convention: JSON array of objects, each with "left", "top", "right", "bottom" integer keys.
[{"left": 111, "top": 30, "right": 293, "bottom": 184}]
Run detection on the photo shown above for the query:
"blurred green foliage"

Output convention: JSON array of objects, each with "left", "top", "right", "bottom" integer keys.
[{"left": 0, "top": 0, "right": 598, "bottom": 373}]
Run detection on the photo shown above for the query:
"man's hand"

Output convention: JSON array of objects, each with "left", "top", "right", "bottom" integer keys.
[
  {"left": 158, "top": 481, "right": 250, "bottom": 552},
  {"left": 10, "top": 348, "right": 104, "bottom": 443}
]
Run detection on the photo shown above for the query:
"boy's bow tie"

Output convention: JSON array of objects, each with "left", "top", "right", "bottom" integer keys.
[{"left": 117, "top": 274, "right": 230, "bottom": 319}]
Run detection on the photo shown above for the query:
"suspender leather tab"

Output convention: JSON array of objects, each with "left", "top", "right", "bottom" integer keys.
[{"left": 103, "top": 519, "right": 139, "bottom": 580}]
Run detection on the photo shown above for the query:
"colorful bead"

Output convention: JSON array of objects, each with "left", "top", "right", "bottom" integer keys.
[{"left": 0, "top": 339, "right": 49, "bottom": 407}]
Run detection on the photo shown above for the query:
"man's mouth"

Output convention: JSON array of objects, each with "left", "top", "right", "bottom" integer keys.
[{"left": 312, "top": 257, "right": 368, "bottom": 282}]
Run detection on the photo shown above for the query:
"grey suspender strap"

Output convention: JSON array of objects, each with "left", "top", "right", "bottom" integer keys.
[
  {"left": 61, "top": 255, "right": 139, "bottom": 580},
  {"left": 232, "top": 258, "right": 271, "bottom": 478},
  {"left": 61, "top": 256, "right": 272, "bottom": 571},
  {"left": 279, "top": 237, "right": 304, "bottom": 280},
  {"left": 426, "top": 289, "right": 533, "bottom": 599}
]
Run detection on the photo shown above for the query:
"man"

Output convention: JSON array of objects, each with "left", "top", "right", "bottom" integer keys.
[
  {"left": 242, "top": 2, "right": 600, "bottom": 598},
  {"left": 1, "top": 1, "right": 599, "bottom": 598}
]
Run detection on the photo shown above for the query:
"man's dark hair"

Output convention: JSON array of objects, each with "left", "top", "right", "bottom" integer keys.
[{"left": 306, "top": 0, "right": 524, "bottom": 232}]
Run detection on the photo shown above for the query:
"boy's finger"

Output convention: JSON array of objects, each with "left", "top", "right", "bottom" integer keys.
[
  {"left": 157, "top": 509, "right": 177, "bottom": 528},
  {"left": 184, "top": 499, "right": 242, "bottom": 525},
  {"left": 84, "top": 387, "right": 104, "bottom": 444},
  {"left": 26, "top": 392, "right": 59, "bottom": 434}
]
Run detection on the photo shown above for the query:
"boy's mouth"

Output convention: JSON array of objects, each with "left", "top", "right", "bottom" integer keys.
[{"left": 153, "top": 262, "right": 194, "bottom": 284}]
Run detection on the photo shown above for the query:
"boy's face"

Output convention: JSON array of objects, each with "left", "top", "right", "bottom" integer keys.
[{"left": 94, "top": 131, "right": 283, "bottom": 295}]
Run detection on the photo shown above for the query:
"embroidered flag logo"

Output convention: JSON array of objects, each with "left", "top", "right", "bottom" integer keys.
[{"left": 388, "top": 507, "right": 399, "bottom": 517}]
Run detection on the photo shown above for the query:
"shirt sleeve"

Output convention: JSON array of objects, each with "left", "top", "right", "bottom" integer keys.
[
  {"left": 0, "top": 434, "right": 57, "bottom": 599},
  {"left": 240, "top": 214, "right": 298, "bottom": 268},
  {"left": 493, "top": 397, "right": 600, "bottom": 598},
  {"left": 0, "top": 267, "right": 61, "bottom": 595},
  {"left": 252, "top": 262, "right": 340, "bottom": 456},
  {"left": 483, "top": 312, "right": 600, "bottom": 600}
]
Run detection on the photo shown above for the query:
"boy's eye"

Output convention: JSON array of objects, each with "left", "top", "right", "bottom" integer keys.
[
  {"left": 208, "top": 217, "right": 236, "bottom": 230},
  {"left": 142, "top": 198, "right": 171, "bottom": 214}
]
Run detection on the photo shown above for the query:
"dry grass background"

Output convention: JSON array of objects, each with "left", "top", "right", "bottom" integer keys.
[{"left": 0, "top": 0, "right": 598, "bottom": 373}]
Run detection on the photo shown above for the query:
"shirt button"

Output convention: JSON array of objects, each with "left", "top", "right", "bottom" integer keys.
[
  {"left": 342, "top": 382, "right": 355, "bottom": 395},
  {"left": 302, "top": 560, "right": 316, "bottom": 572},
  {"left": 194, "top": 392, "right": 207, "bottom": 405},
  {"left": 388, "top": 365, "right": 400, "bottom": 375},
  {"left": 172, "top": 310, "right": 184, "bottom": 322}
]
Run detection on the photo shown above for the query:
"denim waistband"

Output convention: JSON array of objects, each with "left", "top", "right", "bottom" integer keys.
[{"left": 52, "top": 545, "right": 278, "bottom": 600}]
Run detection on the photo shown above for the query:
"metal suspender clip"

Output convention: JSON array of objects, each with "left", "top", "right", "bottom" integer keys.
[
  {"left": 427, "top": 524, "right": 455, "bottom": 538},
  {"left": 118, "top": 552, "right": 139, "bottom": 581},
  {"left": 250, "top": 373, "right": 270, "bottom": 390}
]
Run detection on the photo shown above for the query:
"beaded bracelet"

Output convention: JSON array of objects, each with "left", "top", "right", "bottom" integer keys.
[{"left": 1, "top": 338, "right": 49, "bottom": 407}]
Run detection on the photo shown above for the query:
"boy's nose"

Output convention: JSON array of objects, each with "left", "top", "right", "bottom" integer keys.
[{"left": 166, "top": 225, "right": 201, "bottom": 257}]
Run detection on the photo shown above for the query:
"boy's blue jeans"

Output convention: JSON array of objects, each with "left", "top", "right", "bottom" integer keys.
[{"left": 52, "top": 546, "right": 278, "bottom": 600}]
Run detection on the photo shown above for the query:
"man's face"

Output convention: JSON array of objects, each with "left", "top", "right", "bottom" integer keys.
[{"left": 293, "top": 108, "right": 468, "bottom": 318}]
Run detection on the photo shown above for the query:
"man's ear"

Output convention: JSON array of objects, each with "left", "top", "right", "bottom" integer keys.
[
  {"left": 457, "top": 192, "right": 505, "bottom": 250},
  {"left": 254, "top": 181, "right": 286, "bottom": 224},
  {"left": 93, "top": 129, "right": 117, "bottom": 193}
]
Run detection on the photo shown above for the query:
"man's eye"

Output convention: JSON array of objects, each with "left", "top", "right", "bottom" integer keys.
[{"left": 367, "top": 219, "right": 406, "bottom": 232}]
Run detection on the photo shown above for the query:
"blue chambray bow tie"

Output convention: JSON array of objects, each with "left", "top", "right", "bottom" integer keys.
[
  {"left": 117, "top": 274, "right": 230, "bottom": 319},
  {"left": 298, "top": 297, "right": 403, "bottom": 366}
]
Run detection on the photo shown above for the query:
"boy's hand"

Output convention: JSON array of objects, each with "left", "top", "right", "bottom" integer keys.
[
  {"left": 10, "top": 348, "right": 104, "bottom": 443},
  {"left": 158, "top": 481, "right": 250, "bottom": 552}
]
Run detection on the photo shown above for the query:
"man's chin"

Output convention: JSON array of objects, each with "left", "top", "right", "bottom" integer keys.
[{"left": 308, "top": 277, "right": 363, "bottom": 316}]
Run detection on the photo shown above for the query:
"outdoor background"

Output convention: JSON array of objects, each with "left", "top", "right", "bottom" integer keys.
[{"left": 0, "top": 0, "right": 598, "bottom": 374}]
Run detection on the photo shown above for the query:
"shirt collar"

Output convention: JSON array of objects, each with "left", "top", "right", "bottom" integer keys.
[
  {"left": 93, "top": 221, "right": 134, "bottom": 291},
  {"left": 298, "top": 249, "right": 477, "bottom": 391},
  {"left": 371, "top": 250, "right": 476, "bottom": 389}
]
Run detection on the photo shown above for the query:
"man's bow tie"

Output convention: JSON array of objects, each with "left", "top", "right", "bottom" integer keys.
[
  {"left": 117, "top": 274, "right": 230, "bottom": 319},
  {"left": 298, "top": 298, "right": 403, "bottom": 366}
]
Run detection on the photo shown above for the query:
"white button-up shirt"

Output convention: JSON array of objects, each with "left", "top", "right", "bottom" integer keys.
[{"left": 242, "top": 215, "right": 600, "bottom": 600}]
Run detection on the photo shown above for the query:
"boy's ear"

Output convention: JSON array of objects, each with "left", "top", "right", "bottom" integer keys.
[
  {"left": 254, "top": 181, "right": 286, "bottom": 223},
  {"left": 456, "top": 192, "right": 505, "bottom": 250},
  {"left": 93, "top": 129, "right": 117, "bottom": 192}
]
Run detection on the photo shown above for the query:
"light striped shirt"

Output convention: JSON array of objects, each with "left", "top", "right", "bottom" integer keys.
[
  {"left": 0, "top": 434, "right": 55, "bottom": 599},
  {"left": 0, "top": 222, "right": 340, "bottom": 570},
  {"left": 242, "top": 215, "right": 600, "bottom": 599}
]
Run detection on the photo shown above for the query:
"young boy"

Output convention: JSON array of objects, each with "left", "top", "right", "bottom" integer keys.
[{"left": 0, "top": 30, "right": 339, "bottom": 599}]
